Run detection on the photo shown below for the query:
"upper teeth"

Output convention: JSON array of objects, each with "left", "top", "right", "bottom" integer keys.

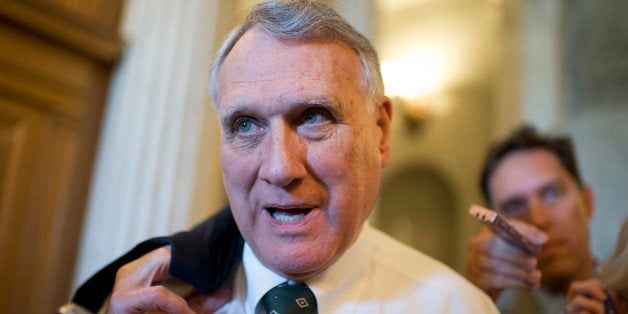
[{"left": 272, "top": 211, "right": 305, "bottom": 222}]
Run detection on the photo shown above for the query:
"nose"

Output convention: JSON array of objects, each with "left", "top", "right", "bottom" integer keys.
[
  {"left": 259, "top": 123, "right": 307, "bottom": 187},
  {"left": 527, "top": 198, "right": 551, "bottom": 230}
]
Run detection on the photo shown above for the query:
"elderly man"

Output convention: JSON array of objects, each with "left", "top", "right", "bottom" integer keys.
[
  {"left": 467, "top": 125, "right": 597, "bottom": 313},
  {"left": 66, "top": 1, "right": 497, "bottom": 313}
]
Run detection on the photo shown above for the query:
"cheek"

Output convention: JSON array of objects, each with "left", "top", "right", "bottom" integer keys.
[
  {"left": 220, "top": 148, "right": 256, "bottom": 192},
  {"left": 553, "top": 201, "right": 590, "bottom": 241},
  {"left": 220, "top": 151, "right": 236, "bottom": 185},
  {"left": 310, "top": 133, "right": 373, "bottom": 184},
  {"left": 562, "top": 198, "right": 590, "bottom": 226},
  {"left": 310, "top": 132, "right": 381, "bottom": 216}
]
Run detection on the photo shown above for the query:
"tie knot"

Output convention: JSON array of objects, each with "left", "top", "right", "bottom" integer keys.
[{"left": 255, "top": 280, "right": 318, "bottom": 314}]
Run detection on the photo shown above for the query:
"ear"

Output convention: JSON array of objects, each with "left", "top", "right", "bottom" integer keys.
[
  {"left": 376, "top": 96, "right": 393, "bottom": 167},
  {"left": 581, "top": 185, "right": 594, "bottom": 220}
]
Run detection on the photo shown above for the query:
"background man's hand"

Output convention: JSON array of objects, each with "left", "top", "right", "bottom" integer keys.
[
  {"left": 466, "top": 218, "right": 548, "bottom": 301},
  {"left": 566, "top": 278, "right": 609, "bottom": 314}
]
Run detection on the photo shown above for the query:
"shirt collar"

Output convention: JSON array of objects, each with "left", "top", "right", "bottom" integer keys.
[
  {"left": 241, "top": 223, "right": 373, "bottom": 313},
  {"left": 242, "top": 243, "right": 287, "bottom": 313}
]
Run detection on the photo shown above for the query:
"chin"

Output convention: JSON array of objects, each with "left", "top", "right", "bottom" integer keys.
[
  {"left": 263, "top": 247, "right": 335, "bottom": 280},
  {"left": 541, "top": 266, "right": 578, "bottom": 293},
  {"left": 271, "top": 259, "right": 329, "bottom": 281},
  {"left": 542, "top": 276, "right": 572, "bottom": 293}
]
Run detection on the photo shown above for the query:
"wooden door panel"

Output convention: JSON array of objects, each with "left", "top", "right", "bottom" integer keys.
[
  {"left": 0, "top": 100, "right": 43, "bottom": 310},
  {"left": 0, "top": 20, "right": 89, "bottom": 118},
  {"left": 0, "top": 75, "right": 85, "bottom": 313},
  {"left": 0, "top": 0, "right": 122, "bottom": 312}
]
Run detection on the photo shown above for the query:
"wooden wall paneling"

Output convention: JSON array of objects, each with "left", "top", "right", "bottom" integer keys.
[
  {"left": 0, "top": 0, "right": 122, "bottom": 63},
  {"left": 15, "top": 114, "right": 80, "bottom": 313},
  {"left": 0, "top": 0, "right": 122, "bottom": 312},
  {"left": 0, "top": 100, "right": 44, "bottom": 310}
]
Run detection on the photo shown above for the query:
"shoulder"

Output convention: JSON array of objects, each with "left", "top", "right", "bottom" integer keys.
[
  {"left": 497, "top": 287, "right": 565, "bottom": 314},
  {"left": 366, "top": 227, "right": 498, "bottom": 313},
  {"left": 368, "top": 227, "right": 462, "bottom": 282},
  {"left": 496, "top": 289, "right": 539, "bottom": 313}
]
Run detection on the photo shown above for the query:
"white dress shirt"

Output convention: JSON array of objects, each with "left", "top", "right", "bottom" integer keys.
[
  {"left": 216, "top": 223, "right": 498, "bottom": 313},
  {"left": 496, "top": 286, "right": 567, "bottom": 314}
]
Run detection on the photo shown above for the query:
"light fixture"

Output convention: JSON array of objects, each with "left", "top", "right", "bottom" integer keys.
[{"left": 382, "top": 49, "right": 445, "bottom": 133}]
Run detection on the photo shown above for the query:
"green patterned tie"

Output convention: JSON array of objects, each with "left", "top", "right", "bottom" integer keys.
[{"left": 255, "top": 280, "right": 318, "bottom": 314}]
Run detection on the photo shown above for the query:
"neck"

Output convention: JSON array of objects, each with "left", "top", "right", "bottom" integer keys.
[
  {"left": 544, "top": 256, "right": 596, "bottom": 294},
  {"left": 577, "top": 255, "right": 596, "bottom": 281}
]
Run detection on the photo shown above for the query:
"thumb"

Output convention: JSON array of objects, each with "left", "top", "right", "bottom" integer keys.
[
  {"left": 115, "top": 246, "right": 173, "bottom": 290},
  {"left": 508, "top": 218, "right": 548, "bottom": 247}
]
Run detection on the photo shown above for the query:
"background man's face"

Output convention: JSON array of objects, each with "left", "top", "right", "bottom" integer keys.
[
  {"left": 489, "top": 149, "right": 593, "bottom": 291},
  {"left": 216, "top": 28, "right": 390, "bottom": 280}
]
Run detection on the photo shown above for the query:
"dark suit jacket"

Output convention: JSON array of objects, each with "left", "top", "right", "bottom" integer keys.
[{"left": 70, "top": 206, "right": 243, "bottom": 313}]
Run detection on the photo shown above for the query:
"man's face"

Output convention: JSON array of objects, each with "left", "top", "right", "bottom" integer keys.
[
  {"left": 489, "top": 149, "right": 593, "bottom": 291},
  {"left": 216, "top": 28, "right": 391, "bottom": 280}
]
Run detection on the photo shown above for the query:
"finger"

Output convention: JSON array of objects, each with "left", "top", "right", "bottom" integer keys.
[
  {"left": 468, "top": 234, "right": 542, "bottom": 291},
  {"left": 474, "top": 254, "right": 542, "bottom": 287},
  {"left": 469, "top": 268, "right": 539, "bottom": 291},
  {"left": 567, "top": 279, "right": 607, "bottom": 302},
  {"left": 468, "top": 231, "right": 540, "bottom": 277},
  {"left": 187, "top": 282, "right": 233, "bottom": 313},
  {"left": 471, "top": 230, "right": 539, "bottom": 269},
  {"left": 467, "top": 257, "right": 541, "bottom": 291},
  {"left": 480, "top": 242, "right": 538, "bottom": 271},
  {"left": 566, "top": 295, "right": 605, "bottom": 314},
  {"left": 114, "top": 246, "right": 173, "bottom": 291},
  {"left": 108, "top": 285, "right": 195, "bottom": 314},
  {"left": 507, "top": 218, "right": 549, "bottom": 247}
]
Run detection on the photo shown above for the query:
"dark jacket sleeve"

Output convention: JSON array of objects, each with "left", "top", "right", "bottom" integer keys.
[{"left": 69, "top": 205, "right": 244, "bottom": 313}]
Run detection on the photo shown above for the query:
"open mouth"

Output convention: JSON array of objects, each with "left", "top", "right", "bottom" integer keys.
[{"left": 267, "top": 207, "right": 312, "bottom": 222}]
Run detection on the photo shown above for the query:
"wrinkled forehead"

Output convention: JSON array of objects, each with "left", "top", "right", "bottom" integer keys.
[{"left": 216, "top": 28, "right": 365, "bottom": 107}]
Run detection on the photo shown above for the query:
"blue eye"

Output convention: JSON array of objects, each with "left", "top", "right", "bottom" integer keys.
[
  {"left": 303, "top": 112, "right": 320, "bottom": 124},
  {"left": 296, "top": 107, "right": 335, "bottom": 140},
  {"left": 235, "top": 117, "right": 254, "bottom": 133},
  {"left": 230, "top": 116, "right": 265, "bottom": 148},
  {"left": 541, "top": 186, "right": 560, "bottom": 202},
  {"left": 301, "top": 108, "right": 331, "bottom": 125}
]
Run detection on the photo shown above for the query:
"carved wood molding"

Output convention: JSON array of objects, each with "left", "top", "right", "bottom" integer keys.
[{"left": 0, "top": 0, "right": 122, "bottom": 64}]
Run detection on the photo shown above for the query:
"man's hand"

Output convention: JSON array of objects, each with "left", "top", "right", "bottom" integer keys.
[
  {"left": 566, "top": 279, "right": 608, "bottom": 314},
  {"left": 107, "top": 246, "right": 234, "bottom": 314},
  {"left": 466, "top": 218, "right": 548, "bottom": 301},
  {"left": 107, "top": 247, "right": 195, "bottom": 314}
]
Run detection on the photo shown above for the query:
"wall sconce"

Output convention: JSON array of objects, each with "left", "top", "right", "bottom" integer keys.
[
  {"left": 382, "top": 49, "right": 445, "bottom": 134},
  {"left": 392, "top": 96, "right": 432, "bottom": 133}
]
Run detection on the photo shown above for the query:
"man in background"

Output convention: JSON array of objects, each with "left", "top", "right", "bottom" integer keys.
[{"left": 467, "top": 125, "right": 596, "bottom": 313}]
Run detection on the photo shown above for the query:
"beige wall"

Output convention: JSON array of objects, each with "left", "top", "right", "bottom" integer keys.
[{"left": 370, "top": 0, "right": 519, "bottom": 272}]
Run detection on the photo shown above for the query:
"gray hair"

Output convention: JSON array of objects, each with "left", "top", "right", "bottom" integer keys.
[{"left": 208, "top": 0, "right": 384, "bottom": 110}]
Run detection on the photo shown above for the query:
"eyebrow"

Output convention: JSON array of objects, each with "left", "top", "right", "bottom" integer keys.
[
  {"left": 535, "top": 178, "right": 563, "bottom": 191},
  {"left": 219, "top": 104, "right": 259, "bottom": 129},
  {"left": 304, "top": 95, "right": 348, "bottom": 117},
  {"left": 496, "top": 196, "right": 527, "bottom": 211},
  {"left": 303, "top": 98, "right": 338, "bottom": 112}
]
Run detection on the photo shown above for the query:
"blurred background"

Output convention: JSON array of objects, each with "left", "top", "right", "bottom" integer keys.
[{"left": 1, "top": 0, "right": 626, "bottom": 312}]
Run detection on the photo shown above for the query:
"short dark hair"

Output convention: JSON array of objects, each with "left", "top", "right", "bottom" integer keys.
[{"left": 480, "top": 125, "right": 583, "bottom": 205}]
